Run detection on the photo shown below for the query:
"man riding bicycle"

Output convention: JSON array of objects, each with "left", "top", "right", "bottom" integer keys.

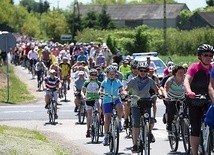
[
  {"left": 184, "top": 44, "right": 214, "bottom": 155},
  {"left": 124, "top": 63, "right": 161, "bottom": 153},
  {"left": 59, "top": 56, "right": 71, "bottom": 90}
]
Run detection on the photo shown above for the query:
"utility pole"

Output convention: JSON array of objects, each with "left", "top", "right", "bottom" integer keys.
[
  {"left": 163, "top": 0, "right": 167, "bottom": 54},
  {"left": 72, "top": 0, "right": 79, "bottom": 42}
]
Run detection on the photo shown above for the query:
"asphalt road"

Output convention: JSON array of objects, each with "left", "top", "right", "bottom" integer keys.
[{"left": 0, "top": 65, "right": 190, "bottom": 155}]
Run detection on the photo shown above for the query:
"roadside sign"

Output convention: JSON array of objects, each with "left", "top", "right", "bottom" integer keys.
[
  {"left": 0, "top": 31, "right": 16, "bottom": 53},
  {"left": 60, "top": 34, "right": 72, "bottom": 41}
]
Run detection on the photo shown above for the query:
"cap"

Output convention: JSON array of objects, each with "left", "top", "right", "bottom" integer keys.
[{"left": 123, "top": 60, "right": 129, "bottom": 63}]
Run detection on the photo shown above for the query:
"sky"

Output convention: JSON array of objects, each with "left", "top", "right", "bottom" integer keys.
[{"left": 14, "top": 0, "right": 207, "bottom": 11}]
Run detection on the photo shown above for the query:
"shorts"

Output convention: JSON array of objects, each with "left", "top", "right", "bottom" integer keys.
[
  {"left": 85, "top": 100, "right": 100, "bottom": 111},
  {"left": 45, "top": 90, "right": 58, "bottom": 103},
  {"left": 103, "top": 98, "right": 122, "bottom": 114}
]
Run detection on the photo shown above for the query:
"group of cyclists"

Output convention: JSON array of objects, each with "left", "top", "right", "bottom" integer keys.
[{"left": 8, "top": 39, "right": 214, "bottom": 154}]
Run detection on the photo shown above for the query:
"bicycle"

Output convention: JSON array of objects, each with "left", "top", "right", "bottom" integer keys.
[
  {"left": 77, "top": 95, "right": 86, "bottom": 124},
  {"left": 164, "top": 98, "right": 190, "bottom": 153},
  {"left": 86, "top": 99, "right": 100, "bottom": 143},
  {"left": 131, "top": 95, "right": 153, "bottom": 155},
  {"left": 47, "top": 90, "right": 58, "bottom": 125},
  {"left": 190, "top": 94, "right": 212, "bottom": 155},
  {"left": 61, "top": 77, "right": 68, "bottom": 101},
  {"left": 101, "top": 93, "right": 120, "bottom": 155},
  {"left": 37, "top": 70, "right": 44, "bottom": 90}
]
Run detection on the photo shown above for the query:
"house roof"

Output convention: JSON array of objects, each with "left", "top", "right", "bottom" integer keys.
[
  {"left": 78, "top": 3, "right": 189, "bottom": 20},
  {"left": 197, "top": 12, "right": 214, "bottom": 27}
]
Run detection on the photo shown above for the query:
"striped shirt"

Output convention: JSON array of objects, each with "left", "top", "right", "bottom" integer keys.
[
  {"left": 167, "top": 76, "right": 185, "bottom": 99},
  {"left": 44, "top": 76, "right": 60, "bottom": 91}
]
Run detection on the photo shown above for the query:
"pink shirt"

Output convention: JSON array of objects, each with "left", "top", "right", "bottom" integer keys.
[{"left": 187, "top": 62, "right": 212, "bottom": 77}]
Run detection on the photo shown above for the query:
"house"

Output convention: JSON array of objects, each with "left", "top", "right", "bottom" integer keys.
[
  {"left": 181, "top": 12, "right": 214, "bottom": 30},
  {"left": 78, "top": 3, "right": 189, "bottom": 28}
]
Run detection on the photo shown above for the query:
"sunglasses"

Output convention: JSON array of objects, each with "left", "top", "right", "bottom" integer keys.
[
  {"left": 90, "top": 74, "right": 97, "bottom": 76},
  {"left": 201, "top": 53, "right": 213, "bottom": 58},
  {"left": 132, "top": 67, "right": 137, "bottom": 69},
  {"left": 139, "top": 70, "right": 148, "bottom": 73}
]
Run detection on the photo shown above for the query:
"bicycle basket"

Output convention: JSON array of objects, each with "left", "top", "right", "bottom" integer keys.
[
  {"left": 137, "top": 98, "right": 152, "bottom": 109},
  {"left": 86, "top": 100, "right": 95, "bottom": 106},
  {"left": 191, "top": 98, "right": 208, "bottom": 107}
]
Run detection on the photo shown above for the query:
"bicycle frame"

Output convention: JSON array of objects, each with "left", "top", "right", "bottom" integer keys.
[{"left": 48, "top": 91, "right": 57, "bottom": 124}]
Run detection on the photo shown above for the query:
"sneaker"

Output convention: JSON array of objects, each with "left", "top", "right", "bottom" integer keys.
[
  {"left": 162, "top": 113, "right": 166, "bottom": 124},
  {"left": 37, "top": 83, "right": 39, "bottom": 88},
  {"left": 103, "top": 136, "right": 109, "bottom": 146},
  {"left": 54, "top": 114, "right": 58, "bottom": 119},
  {"left": 131, "top": 145, "right": 139, "bottom": 153},
  {"left": 86, "top": 130, "right": 90, "bottom": 138},
  {"left": 149, "top": 133, "right": 155, "bottom": 143},
  {"left": 67, "top": 85, "right": 70, "bottom": 90},
  {"left": 74, "top": 106, "right": 78, "bottom": 112}
]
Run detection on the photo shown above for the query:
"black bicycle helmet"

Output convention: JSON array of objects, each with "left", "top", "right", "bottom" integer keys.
[
  {"left": 197, "top": 44, "right": 214, "bottom": 56},
  {"left": 106, "top": 65, "right": 117, "bottom": 73},
  {"left": 130, "top": 60, "right": 139, "bottom": 68}
]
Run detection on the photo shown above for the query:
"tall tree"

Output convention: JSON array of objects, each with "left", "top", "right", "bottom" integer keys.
[
  {"left": 82, "top": 11, "right": 99, "bottom": 28},
  {"left": 98, "top": 5, "right": 115, "bottom": 29}
]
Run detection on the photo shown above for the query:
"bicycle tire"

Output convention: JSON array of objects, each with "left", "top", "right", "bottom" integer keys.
[
  {"left": 51, "top": 101, "right": 56, "bottom": 124},
  {"left": 125, "top": 115, "right": 132, "bottom": 138},
  {"left": 181, "top": 119, "right": 190, "bottom": 154},
  {"left": 168, "top": 122, "right": 179, "bottom": 152},
  {"left": 78, "top": 101, "right": 85, "bottom": 124},
  {"left": 143, "top": 121, "right": 150, "bottom": 155},
  {"left": 91, "top": 114, "right": 100, "bottom": 143},
  {"left": 109, "top": 119, "right": 119, "bottom": 154},
  {"left": 63, "top": 82, "right": 67, "bottom": 100}
]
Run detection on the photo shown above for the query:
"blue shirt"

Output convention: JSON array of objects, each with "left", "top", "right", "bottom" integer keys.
[
  {"left": 77, "top": 55, "right": 87, "bottom": 62},
  {"left": 101, "top": 78, "right": 123, "bottom": 104}
]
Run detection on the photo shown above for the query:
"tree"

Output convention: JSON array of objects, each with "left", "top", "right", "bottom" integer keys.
[
  {"left": 20, "top": 0, "right": 49, "bottom": 13},
  {"left": 98, "top": 5, "right": 115, "bottom": 29},
  {"left": 177, "top": 9, "right": 193, "bottom": 29},
  {"left": 206, "top": 0, "right": 214, "bottom": 6},
  {"left": 82, "top": 10, "right": 99, "bottom": 28}
]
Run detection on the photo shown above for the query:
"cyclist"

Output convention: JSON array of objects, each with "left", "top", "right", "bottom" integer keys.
[
  {"left": 82, "top": 69, "right": 101, "bottom": 138},
  {"left": 44, "top": 69, "right": 60, "bottom": 119},
  {"left": 28, "top": 46, "right": 38, "bottom": 78},
  {"left": 95, "top": 66, "right": 106, "bottom": 83},
  {"left": 162, "top": 65, "right": 186, "bottom": 133},
  {"left": 184, "top": 44, "right": 214, "bottom": 155},
  {"left": 35, "top": 57, "right": 47, "bottom": 90},
  {"left": 124, "top": 63, "right": 161, "bottom": 153},
  {"left": 73, "top": 71, "right": 86, "bottom": 112},
  {"left": 99, "top": 65, "right": 125, "bottom": 146},
  {"left": 119, "top": 59, "right": 131, "bottom": 77},
  {"left": 144, "top": 56, "right": 155, "bottom": 68},
  {"left": 59, "top": 57, "right": 71, "bottom": 90},
  {"left": 164, "top": 61, "right": 174, "bottom": 77},
  {"left": 122, "top": 60, "right": 139, "bottom": 128},
  {"left": 112, "top": 62, "right": 123, "bottom": 81}
]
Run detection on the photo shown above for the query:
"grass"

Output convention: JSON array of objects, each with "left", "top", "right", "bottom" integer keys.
[
  {"left": 0, "top": 65, "right": 34, "bottom": 103},
  {"left": 0, "top": 125, "right": 69, "bottom": 155},
  {"left": 159, "top": 55, "right": 198, "bottom": 66}
]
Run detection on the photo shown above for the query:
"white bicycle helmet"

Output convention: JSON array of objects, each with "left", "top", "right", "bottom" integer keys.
[{"left": 106, "top": 65, "right": 117, "bottom": 73}]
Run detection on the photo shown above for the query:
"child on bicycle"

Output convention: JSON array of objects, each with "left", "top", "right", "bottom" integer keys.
[
  {"left": 82, "top": 69, "right": 101, "bottom": 138},
  {"left": 99, "top": 65, "right": 126, "bottom": 146},
  {"left": 44, "top": 69, "right": 60, "bottom": 119}
]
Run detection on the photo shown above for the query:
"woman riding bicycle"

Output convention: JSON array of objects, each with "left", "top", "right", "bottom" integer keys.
[
  {"left": 162, "top": 65, "right": 186, "bottom": 133},
  {"left": 82, "top": 69, "right": 101, "bottom": 138},
  {"left": 124, "top": 63, "right": 161, "bottom": 153},
  {"left": 99, "top": 65, "right": 125, "bottom": 146},
  {"left": 184, "top": 44, "right": 214, "bottom": 155}
]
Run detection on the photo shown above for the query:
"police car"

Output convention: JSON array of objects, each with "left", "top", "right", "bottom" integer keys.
[{"left": 131, "top": 52, "right": 167, "bottom": 79}]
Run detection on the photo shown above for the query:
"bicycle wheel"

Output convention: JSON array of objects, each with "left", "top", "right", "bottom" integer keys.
[
  {"left": 78, "top": 101, "right": 85, "bottom": 124},
  {"left": 168, "top": 122, "right": 179, "bottom": 152},
  {"left": 91, "top": 114, "right": 100, "bottom": 143},
  {"left": 63, "top": 82, "right": 67, "bottom": 101},
  {"left": 109, "top": 120, "right": 119, "bottom": 154},
  {"left": 143, "top": 121, "right": 150, "bottom": 155},
  {"left": 181, "top": 119, "right": 190, "bottom": 154}
]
